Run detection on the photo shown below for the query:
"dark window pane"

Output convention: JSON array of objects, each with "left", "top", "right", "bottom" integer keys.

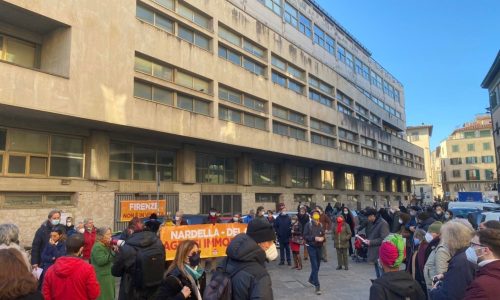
[
  {"left": 110, "top": 143, "right": 132, "bottom": 162},
  {"left": 50, "top": 157, "right": 82, "bottom": 177},
  {"left": 134, "top": 147, "right": 156, "bottom": 164},
  {"left": 8, "top": 155, "right": 26, "bottom": 174},
  {"left": 30, "top": 156, "right": 47, "bottom": 175},
  {"left": 136, "top": 5, "right": 154, "bottom": 23},
  {"left": 179, "top": 26, "right": 194, "bottom": 43},
  {"left": 156, "top": 15, "right": 173, "bottom": 33},
  {"left": 51, "top": 136, "right": 84, "bottom": 157},
  {"left": 133, "top": 163, "right": 155, "bottom": 180},
  {"left": 4, "top": 194, "right": 42, "bottom": 207},
  {"left": 0, "top": 129, "right": 6, "bottom": 150},
  {"left": 158, "top": 165, "right": 175, "bottom": 181},
  {"left": 46, "top": 194, "right": 73, "bottom": 206},
  {"left": 228, "top": 50, "right": 241, "bottom": 65},
  {"left": 212, "top": 195, "right": 223, "bottom": 212},
  {"left": 110, "top": 161, "right": 132, "bottom": 180}
]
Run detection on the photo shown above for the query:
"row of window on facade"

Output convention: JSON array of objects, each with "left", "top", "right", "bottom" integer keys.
[
  {"left": 451, "top": 141, "right": 492, "bottom": 153},
  {"left": 450, "top": 169, "right": 495, "bottom": 181},
  {"left": 451, "top": 183, "right": 498, "bottom": 192},
  {"left": 0, "top": 128, "right": 410, "bottom": 193},
  {"left": 448, "top": 155, "right": 495, "bottom": 165}
]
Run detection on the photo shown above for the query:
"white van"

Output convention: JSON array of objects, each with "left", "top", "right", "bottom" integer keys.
[{"left": 448, "top": 202, "right": 500, "bottom": 210}]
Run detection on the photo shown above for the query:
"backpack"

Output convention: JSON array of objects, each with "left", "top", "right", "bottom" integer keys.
[
  {"left": 203, "top": 259, "right": 250, "bottom": 300},
  {"left": 132, "top": 245, "right": 165, "bottom": 289}
]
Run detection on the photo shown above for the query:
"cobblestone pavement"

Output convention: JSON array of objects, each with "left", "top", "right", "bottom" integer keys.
[{"left": 269, "top": 246, "right": 374, "bottom": 300}]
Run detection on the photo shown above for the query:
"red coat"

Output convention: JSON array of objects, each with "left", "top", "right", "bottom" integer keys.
[
  {"left": 83, "top": 228, "right": 96, "bottom": 260},
  {"left": 463, "top": 260, "right": 500, "bottom": 300},
  {"left": 42, "top": 256, "right": 100, "bottom": 300}
]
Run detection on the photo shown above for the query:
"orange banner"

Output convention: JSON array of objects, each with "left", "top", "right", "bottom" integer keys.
[
  {"left": 160, "top": 223, "right": 247, "bottom": 260},
  {"left": 120, "top": 200, "right": 166, "bottom": 221}
]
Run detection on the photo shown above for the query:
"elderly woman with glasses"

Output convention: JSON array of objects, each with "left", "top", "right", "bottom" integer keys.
[{"left": 156, "top": 240, "right": 205, "bottom": 300}]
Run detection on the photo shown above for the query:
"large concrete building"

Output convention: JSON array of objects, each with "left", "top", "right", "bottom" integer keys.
[
  {"left": 436, "top": 115, "right": 497, "bottom": 200},
  {"left": 0, "top": 0, "right": 424, "bottom": 245},
  {"left": 482, "top": 51, "right": 500, "bottom": 198},
  {"left": 407, "top": 125, "right": 433, "bottom": 202}
]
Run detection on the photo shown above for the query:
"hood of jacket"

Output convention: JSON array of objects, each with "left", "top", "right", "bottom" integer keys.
[
  {"left": 124, "top": 230, "right": 158, "bottom": 248},
  {"left": 226, "top": 233, "right": 266, "bottom": 265},
  {"left": 478, "top": 260, "right": 500, "bottom": 279},
  {"left": 374, "top": 271, "right": 422, "bottom": 297},
  {"left": 51, "top": 256, "right": 86, "bottom": 278}
]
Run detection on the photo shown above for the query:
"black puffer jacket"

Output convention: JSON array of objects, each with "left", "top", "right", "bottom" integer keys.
[
  {"left": 224, "top": 233, "right": 273, "bottom": 300},
  {"left": 370, "top": 270, "right": 426, "bottom": 300},
  {"left": 111, "top": 230, "right": 165, "bottom": 300},
  {"left": 156, "top": 267, "right": 206, "bottom": 300}
]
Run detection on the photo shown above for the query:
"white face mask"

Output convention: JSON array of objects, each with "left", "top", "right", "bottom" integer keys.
[
  {"left": 175, "top": 217, "right": 180, "bottom": 221},
  {"left": 265, "top": 243, "right": 278, "bottom": 261},
  {"left": 398, "top": 219, "right": 403, "bottom": 224},
  {"left": 233, "top": 217, "right": 239, "bottom": 222},
  {"left": 425, "top": 232, "right": 434, "bottom": 243},
  {"left": 210, "top": 212, "right": 216, "bottom": 216},
  {"left": 78, "top": 228, "right": 85, "bottom": 234},
  {"left": 66, "top": 222, "right": 72, "bottom": 227},
  {"left": 466, "top": 246, "right": 480, "bottom": 265}
]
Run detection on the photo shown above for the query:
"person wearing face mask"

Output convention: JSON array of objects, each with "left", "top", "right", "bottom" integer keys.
[
  {"left": 31, "top": 209, "right": 65, "bottom": 273},
  {"left": 433, "top": 204, "right": 446, "bottom": 223},
  {"left": 112, "top": 217, "right": 165, "bottom": 300},
  {"left": 443, "top": 210, "right": 453, "bottom": 223},
  {"left": 333, "top": 215, "right": 351, "bottom": 270},
  {"left": 316, "top": 206, "right": 332, "bottom": 262},
  {"left": 222, "top": 218, "right": 276, "bottom": 300},
  {"left": 463, "top": 228, "right": 500, "bottom": 300},
  {"left": 173, "top": 211, "right": 188, "bottom": 226},
  {"left": 364, "top": 208, "right": 390, "bottom": 279},
  {"left": 42, "top": 233, "right": 100, "bottom": 300},
  {"left": 408, "top": 229, "right": 426, "bottom": 280},
  {"left": 206, "top": 208, "right": 221, "bottom": 225},
  {"left": 297, "top": 206, "right": 310, "bottom": 261},
  {"left": 229, "top": 213, "right": 243, "bottom": 223},
  {"left": 266, "top": 210, "right": 275, "bottom": 226},
  {"left": 341, "top": 207, "right": 356, "bottom": 256},
  {"left": 429, "top": 220, "right": 476, "bottom": 300},
  {"left": 389, "top": 206, "right": 402, "bottom": 233},
  {"left": 39, "top": 228, "right": 67, "bottom": 289},
  {"left": 303, "top": 210, "right": 326, "bottom": 295},
  {"left": 65, "top": 217, "right": 75, "bottom": 235},
  {"left": 274, "top": 203, "right": 292, "bottom": 266},
  {"left": 157, "top": 240, "right": 205, "bottom": 300},
  {"left": 290, "top": 215, "right": 303, "bottom": 270},
  {"left": 255, "top": 206, "right": 265, "bottom": 220},
  {"left": 82, "top": 218, "right": 97, "bottom": 262},
  {"left": 91, "top": 227, "right": 116, "bottom": 300}
]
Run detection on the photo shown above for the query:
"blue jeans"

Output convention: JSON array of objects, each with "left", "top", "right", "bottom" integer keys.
[
  {"left": 279, "top": 241, "right": 291, "bottom": 263},
  {"left": 374, "top": 261, "right": 383, "bottom": 278},
  {"left": 307, "top": 246, "right": 321, "bottom": 287}
]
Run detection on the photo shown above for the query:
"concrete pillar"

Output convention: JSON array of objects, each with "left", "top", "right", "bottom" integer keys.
[
  {"left": 281, "top": 160, "right": 292, "bottom": 188},
  {"left": 355, "top": 172, "right": 364, "bottom": 191},
  {"left": 177, "top": 144, "right": 196, "bottom": 184},
  {"left": 374, "top": 175, "right": 384, "bottom": 192},
  {"left": 312, "top": 166, "right": 322, "bottom": 189},
  {"left": 238, "top": 152, "right": 251, "bottom": 186},
  {"left": 335, "top": 170, "right": 346, "bottom": 190},
  {"left": 86, "top": 130, "right": 109, "bottom": 180}
]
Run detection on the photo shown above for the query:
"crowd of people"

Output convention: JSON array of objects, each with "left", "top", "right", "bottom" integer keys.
[{"left": 0, "top": 201, "right": 499, "bottom": 300}]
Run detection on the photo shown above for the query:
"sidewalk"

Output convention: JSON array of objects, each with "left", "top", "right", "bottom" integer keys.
[{"left": 269, "top": 248, "right": 374, "bottom": 300}]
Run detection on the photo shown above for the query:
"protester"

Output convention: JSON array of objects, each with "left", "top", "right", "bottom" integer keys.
[
  {"left": 112, "top": 217, "right": 165, "bottom": 300},
  {"left": 31, "top": 210, "right": 65, "bottom": 271},
  {"left": 91, "top": 227, "right": 116, "bottom": 300},
  {"left": 417, "top": 212, "right": 436, "bottom": 232},
  {"left": 82, "top": 218, "right": 96, "bottom": 261},
  {"left": 174, "top": 211, "right": 189, "bottom": 226},
  {"left": 341, "top": 207, "right": 356, "bottom": 256},
  {"left": 290, "top": 215, "right": 303, "bottom": 270},
  {"left": 39, "top": 228, "right": 67, "bottom": 288},
  {"left": 64, "top": 217, "right": 74, "bottom": 236},
  {"left": 266, "top": 210, "right": 275, "bottom": 226},
  {"left": 408, "top": 229, "right": 426, "bottom": 279},
  {"left": 463, "top": 228, "right": 500, "bottom": 299},
  {"left": 0, "top": 248, "right": 43, "bottom": 300},
  {"left": 206, "top": 208, "right": 221, "bottom": 224},
  {"left": 317, "top": 206, "right": 332, "bottom": 262},
  {"left": 379, "top": 208, "right": 392, "bottom": 227},
  {"left": 297, "top": 205, "right": 310, "bottom": 261},
  {"left": 389, "top": 206, "right": 402, "bottom": 233},
  {"left": 428, "top": 220, "right": 476, "bottom": 300},
  {"left": 255, "top": 206, "right": 265, "bottom": 219},
  {"left": 223, "top": 218, "right": 275, "bottom": 300},
  {"left": 365, "top": 208, "right": 390, "bottom": 278},
  {"left": 158, "top": 216, "right": 175, "bottom": 238},
  {"left": 433, "top": 205, "right": 446, "bottom": 223},
  {"left": 246, "top": 209, "right": 255, "bottom": 223},
  {"left": 0, "top": 223, "right": 30, "bottom": 270},
  {"left": 42, "top": 233, "right": 100, "bottom": 300},
  {"left": 275, "top": 203, "right": 292, "bottom": 266},
  {"left": 145, "top": 213, "right": 161, "bottom": 233},
  {"left": 303, "top": 209, "right": 326, "bottom": 295},
  {"left": 369, "top": 234, "right": 425, "bottom": 300},
  {"left": 157, "top": 240, "right": 205, "bottom": 300},
  {"left": 444, "top": 210, "right": 453, "bottom": 222},
  {"left": 229, "top": 213, "right": 243, "bottom": 223},
  {"left": 325, "top": 203, "right": 334, "bottom": 218},
  {"left": 333, "top": 215, "right": 351, "bottom": 270}
]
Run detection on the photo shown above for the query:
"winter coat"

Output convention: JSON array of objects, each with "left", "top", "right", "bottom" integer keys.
[
  {"left": 156, "top": 266, "right": 206, "bottom": 300},
  {"left": 333, "top": 223, "right": 351, "bottom": 249},
  {"left": 111, "top": 231, "right": 166, "bottom": 300},
  {"left": 224, "top": 233, "right": 273, "bottom": 300},
  {"left": 433, "top": 212, "right": 446, "bottom": 223},
  {"left": 297, "top": 213, "right": 310, "bottom": 234},
  {"left": 83, "top": 228, "right": 97, "bottom": 260},
  {"left": 290, "top": 221, "right": 303, "bottom": 245},
  {"left": 206, "top": 215, "right": 221, "bottom": 224},
  {"left": 389, "top": 211, "right": 402, "bottom": 233},
  {"left": 423, "top": 243, "right": 451, "bottom": 290},
  {"left": 366, "top": 217, "right": 390, "bottom": 263},
  {"left": 340, "top": 209, "right": 355, "bottom": 236},
  {"left": 463, "top": 260, "right": 500, "bottom": 300},
  {"left": 369, "top": 270, "right": 426, "bottom": 300},
  {"left": 303, "top": 221, "right": 325, "bottom": 248},
  {"left": 41, "top": 241, "right": 66, "bottom": 269},
  {"left": 16, "top": 291, "right": 44, "bottom": 300},
  {"left": 91, "top": 241, "right": 116, "bottom": 300},
  {"left": 274, "top": 214, "right": 292, "bottom": 243},
  {"left": 417, "top": 217, "right": 436, "bottom": 232},
  {"left": 145, "top": 219, "right": 161, "bottom": 233},
  {"left": 428, "top": 247, "right": 476, "bottom": 300},
  {"left": 31, "top": 221, "right": 65, "bottom": 265},
  {"left": 319, "top": 213, "right": 332, "bottom": 232},
  {"left": 42, "top": 256, "right": 100, "bottom": 300}
]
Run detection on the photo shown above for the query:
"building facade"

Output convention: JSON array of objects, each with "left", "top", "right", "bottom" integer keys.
[
  {"left": 407, "top": 125, "right": 433, "bottom": 202},
  {"left": 482, "top": 51, "right": 500, "bottom": 200},
  {"left": 437, "top": 115, "right": 497, "bottom": 200},
  {"left": 0, "top": 0, "right": 424, "bottom": 245}
]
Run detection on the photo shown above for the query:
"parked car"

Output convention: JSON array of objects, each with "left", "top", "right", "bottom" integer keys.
[
  {"left": 481, "top": 211, "right": 500, "bottom": 222},
  {"left": 448, "top": 207, "right": 482, "bottom": 219},
  {"left": 448, "top": 201, "right": 500, "bottom": 210}
]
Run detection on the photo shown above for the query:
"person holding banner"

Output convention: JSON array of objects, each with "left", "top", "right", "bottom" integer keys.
[{"left": 156, "top": 240, "right": 205, "bottom": 300}]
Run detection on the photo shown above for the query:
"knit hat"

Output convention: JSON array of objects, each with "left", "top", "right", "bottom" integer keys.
[
  {"left": 428, "top": 221, "right": 443, "bottom": 234},
  {"left": 246, "top": 219, "right": 276, "bottom": 244},
  {"left": 379, "top": 234, "right": 406, "bottom": 268}
]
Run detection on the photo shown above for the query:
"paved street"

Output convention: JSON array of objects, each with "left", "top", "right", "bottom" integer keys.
[{"left": 268, "top": 245, "right": 374, "bottom": 300}]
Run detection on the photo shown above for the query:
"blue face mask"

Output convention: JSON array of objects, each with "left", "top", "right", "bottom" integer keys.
[{"left": 414, "top": 238, "right": 420, "bottom": 246}]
